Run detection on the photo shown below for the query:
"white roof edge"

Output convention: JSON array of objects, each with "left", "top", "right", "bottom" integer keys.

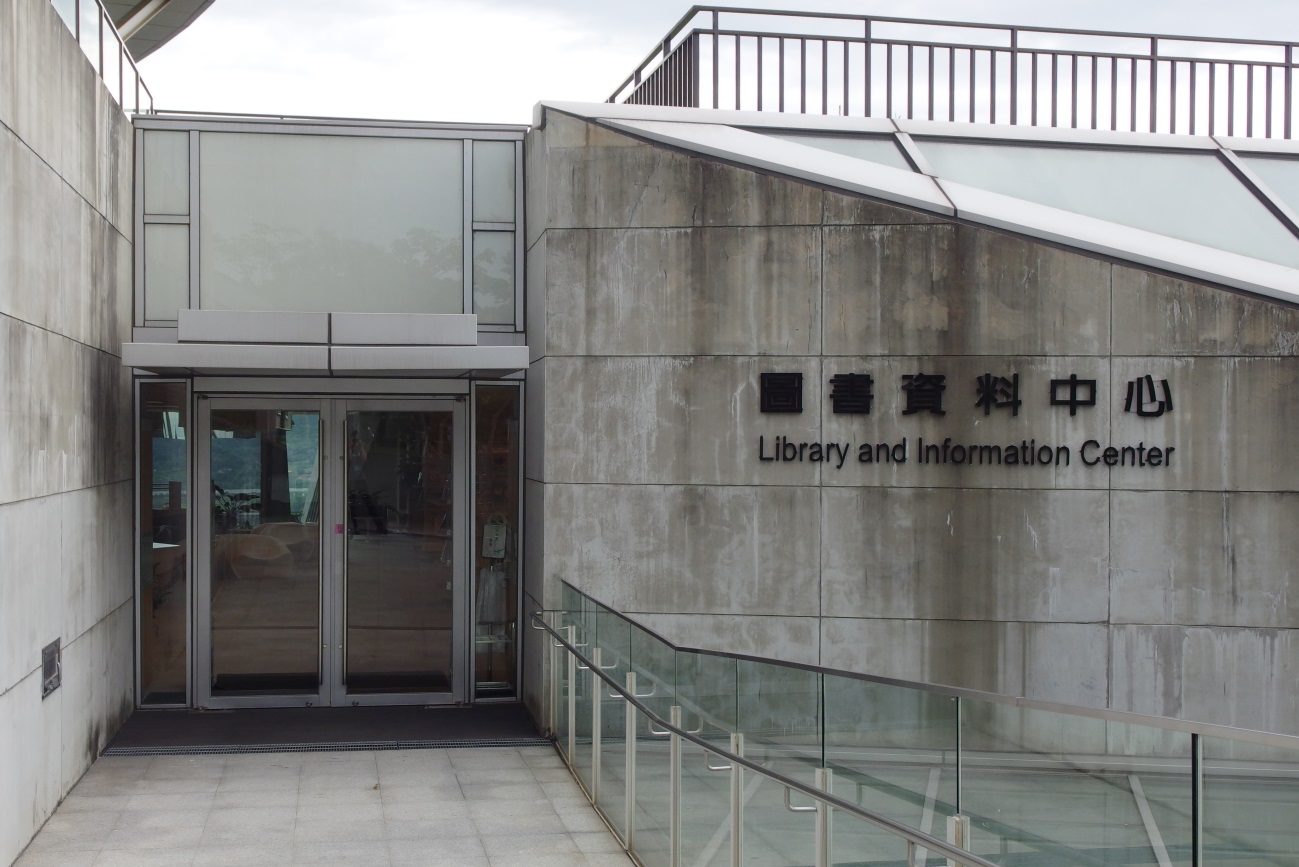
[
  {"left": 1215, "top": 137, "right": 1299, "bottom": 156},
  {"left": 895, "top": 117, "right": 1220, "bottom": 150},
  {"left": 538, "top": 101, "right": 1226, "bottom": 149},
  {"left": 549, "top": 106, "right": 1299, "bottom": 303},
  {"left": 940, "top": 180, "right": 1299, "bottom": 303},
  {"left": 599, "top": 119, "right": 954, "bottom": 216},
  {"left": 536, "top": 101, "right": 897, "bottom": 134}
]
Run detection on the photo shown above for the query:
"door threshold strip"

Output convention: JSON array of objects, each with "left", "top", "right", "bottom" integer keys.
[{"left": 103, "top": 736, "right": 552, "bottom": 757}]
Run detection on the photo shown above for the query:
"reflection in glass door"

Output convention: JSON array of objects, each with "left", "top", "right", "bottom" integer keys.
[
  {"left": 340, "top": 408, "right": 458, "bottom": 698},
  {"left": 196, "top": 397, "right": 464, "bottom": 708},
  {"left": 206, "top": 406, "right": 322, "bottom": 699}
]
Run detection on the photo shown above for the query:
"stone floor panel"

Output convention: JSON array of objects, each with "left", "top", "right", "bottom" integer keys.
[{"left": 13, "top": 746, "right": 631, "bottom": 867}]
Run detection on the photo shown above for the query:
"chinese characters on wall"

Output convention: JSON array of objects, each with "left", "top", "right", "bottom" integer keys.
[{"left": 757, "top": 370, "right": 1176, "bottom": 469}]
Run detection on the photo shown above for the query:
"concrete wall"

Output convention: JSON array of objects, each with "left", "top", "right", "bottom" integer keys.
[
  {"left": 524, "top": 109, "right": 1299, "bottom": 737},
  {"left": 0, "top": 0, "right": 135, "bottom": 863}
]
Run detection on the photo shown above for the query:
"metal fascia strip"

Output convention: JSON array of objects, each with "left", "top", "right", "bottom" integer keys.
[{"left": 599, "top": 118, "right": 954, "bottom": 217}]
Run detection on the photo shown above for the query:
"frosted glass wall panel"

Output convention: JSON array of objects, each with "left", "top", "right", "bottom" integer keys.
[
  {"left": 764, "top": 132, "right": 914, "bottom": 171},
  {"left": 143, "top": 131, "right": 189, "bottom": 215},
  {"left": 145, "top": 224, "right": 189, "bottom": 321},
  {"left": 473, "top": 231, "right": 515, "bottom": 324},
  {"left": 915, "top": 140, "right": 1299, "bottom": 268},
  {"left": 1242, "top": 155, "right": 1299, "bottom": 217},
  {"left": 473, "top": 141, "right": 516, "bottom": 222},
  {"left": 200, "top": 133, "right": 463, "bottom": 313}
]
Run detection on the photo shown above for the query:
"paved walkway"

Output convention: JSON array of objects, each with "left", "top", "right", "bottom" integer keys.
[{"left": 14, "top": 745, "right": 631, "bottom": 867}]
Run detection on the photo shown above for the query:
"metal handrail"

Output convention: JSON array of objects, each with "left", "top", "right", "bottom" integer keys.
[
  {"left": 49, "top": 0, "right": 154, "bottom": 113},
  {"left": 536, "top": 598, "right": 1299, "bottom": 752},
  {"left": 532, "top": 611, "right": 1001, "bottom": 867},
  {"left": 610, "top": 5, "right": 1297, "bottom": 139}
]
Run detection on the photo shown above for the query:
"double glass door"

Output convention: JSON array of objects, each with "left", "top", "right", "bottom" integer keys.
[{"left": 195, "top": 397, "right": 465, "bottom": 707}]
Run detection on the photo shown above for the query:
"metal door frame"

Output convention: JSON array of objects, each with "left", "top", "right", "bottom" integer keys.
[
  {"left": 327, "top": 397, "right": 467, "bottom": 707},
  {"left": 194, "top": 394, "right": 468, "bottom": 708}
]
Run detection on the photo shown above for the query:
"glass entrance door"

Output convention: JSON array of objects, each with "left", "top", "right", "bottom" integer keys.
[
  {"left": 196, "top": 397, "right": 465, "bottom": 708},
  {"left": 330, "top": 402, "right": 464, "bottom": 705}
]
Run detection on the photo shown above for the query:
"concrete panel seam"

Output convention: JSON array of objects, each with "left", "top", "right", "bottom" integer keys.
[
  {"left": 0, "top": 117, "right": 134, "bottom": 239},
  {"left": 0, "top": 310, "right": 128, "bottom": 360},
  {"left": 59, "top": 597, "right": 134, "bottom": 658},
  {"left": 0, "top": 478, "right": 134, "bottom": 510},
  {"left": 0, "top": 660, "right": 43, "bottom": 701}
]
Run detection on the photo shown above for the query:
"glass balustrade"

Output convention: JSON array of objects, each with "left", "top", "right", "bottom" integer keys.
[{"left": 539, "top": 582, "right": 1299, "bottom": 867}]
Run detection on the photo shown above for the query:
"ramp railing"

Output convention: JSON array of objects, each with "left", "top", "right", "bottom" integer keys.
[{"left": 536, "top": 581, "right": 1299, "bottom": 865}]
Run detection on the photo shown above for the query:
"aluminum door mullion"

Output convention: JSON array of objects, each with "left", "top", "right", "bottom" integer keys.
[{"left": 196, "top": 397, "right": 330, "bottom": 710}]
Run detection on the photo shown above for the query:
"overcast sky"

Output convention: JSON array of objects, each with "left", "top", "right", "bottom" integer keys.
[{"left": 138, "top": 0, "right": 1298, "bottom": 124}]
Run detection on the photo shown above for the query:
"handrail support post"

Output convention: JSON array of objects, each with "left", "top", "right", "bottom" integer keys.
[
  {"left": 946, "top": 814, "right": 971, "bottom": 867},
  {"left": 624, "top": 671, "right": 638, "bottom": 851},
  {"left": 670, "top": 705, "right": 683, "bottom": 867},
  {"left": 815, "top": 767, "right": 832, "bottom": 867},
  {"left": 590, "top": 647, "right": 602, "bottom": 803},
  {"left": 730, "top": 733, "right": 744, "bottom": 867},
  {"left": 566, "top": 625, "right": 576, "bottom": 762}
]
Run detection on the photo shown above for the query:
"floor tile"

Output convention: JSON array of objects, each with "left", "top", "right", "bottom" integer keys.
[
  {"left": 292, "top": 839, "right": 392, "bottom": 866},
  {"left": 93, "top": 848, "right": 197, "bottom": 866},
  {"left": 12, "top": 851, "right": 98, "bottom": 867},
  {"left": 192, "top": 844, "right": 295, "bottom": 866}
]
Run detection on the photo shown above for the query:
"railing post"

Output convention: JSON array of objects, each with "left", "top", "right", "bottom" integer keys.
[
  {"left": 1009, "top": 28, "right": 1018, "bottom": 125},
  {"left": 670, "top": 705, "right": 683, "bottom": 867},
  {"left": 711, "top": 10, "right": 720, "bottom": 110},
  {"left": 624, "top": 671, "right": 638, "bottom": 851},
  {"left": 1150, "top": 37, "right": 1159, "bottom": 133},
  {"left": 548, "top": 618, "right": 560, "bottom": 737},
  {"left": 815, "top": 767, "right": 832, "bottom": 867},
  {"left": 946, "top": 815, "right": 971, "bottom": 867},
  {"left": 1191, "top": 733, "right": 1204, "bottom": 867},
  {"left": 1286, "top": 45, "right": 1293, "bottom": 140},
  {"left": 730, "top": 733, "right": 744, "bottom": 867},
  {"left": 591, "top": 647, "right": 602, "bottom": 803},
  {"left": 566, "top": 625, "right": 577, "bottom": 762}
]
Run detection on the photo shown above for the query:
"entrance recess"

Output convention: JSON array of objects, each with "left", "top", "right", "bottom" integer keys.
[{"left": 195, "top": 397, "right": 466, "bottom": 707}]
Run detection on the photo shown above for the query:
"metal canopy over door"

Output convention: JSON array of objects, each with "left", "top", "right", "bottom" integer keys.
[{"left": 195, "top": 396, "right": 467, "bottom": 708}]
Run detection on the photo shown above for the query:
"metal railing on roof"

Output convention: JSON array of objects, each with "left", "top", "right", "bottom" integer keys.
[
  {"left": 538, "top": 581, "right": 1299, "bottom": 865},
  {"left": 48, "top": 0, "right": 153, "bottom": 113},
  {"left": 610, "top": 6, "right": 1298, "bottom": 139}
]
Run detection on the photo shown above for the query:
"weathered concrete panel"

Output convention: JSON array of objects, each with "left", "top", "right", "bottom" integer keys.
[
  {"left": 819, "top": 355, "right": 1114, "bottom": 490},
  {"left": 523, "top": 479, "right": 550, "bottom": 608},
  {"left": 523, "top": 359, "right": 546, "bottom": 483},
  {"left": 821, "top": 618, "right": 1109, "bottom": 707},
  {"left": 1110, "top": 356, "right": 1299, "bottom": 492},
  {"left": 58, "top": 601, "right": 133, "bottom": 788},
  {"left": 822, "top": 189, "right": 945, "bottom": 226},
  {"left": 0, "top": 318, "right": 132, "bottom": 504},
  {"left": 525, "top": 232, "right": 547, "bottom": 362},
  {"left": 0, "top": 670, "right": 62, "bottom": 867},
  {"left": 0, "top": 493, "right": 63, "bottom": 694},
  {"left": 544, "top": 226, "right": 821, "bottom": 357},
  {"left": 1111, "top": 625, "right": 1299, "bottom": 736},
  {"left": 548, "top": 483, "right": 821, "bottom": 617},
  {"left": 1112, "top": 491, "right": 1299, "bottom": 628},
  {"left": 1112, "top": 258, "right": 1299, "bottom": 358},
  {"left": 543, "top": 355, "right": 822, "bottom": 486},
  {"left": 823, "top": 225, "right": 1111, "bottom": 357},
  {"left": 540, "top": 111, "right": 823, "bottom": 230},
  {"left": 822, "top": 487, "right": 1109, "bottom": 622},
  {"left": 61, "top": 482, "right": 134, "bottom": 645},
  {"left": 629, "top": 613, "right": 820, "bottom": 667}
]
